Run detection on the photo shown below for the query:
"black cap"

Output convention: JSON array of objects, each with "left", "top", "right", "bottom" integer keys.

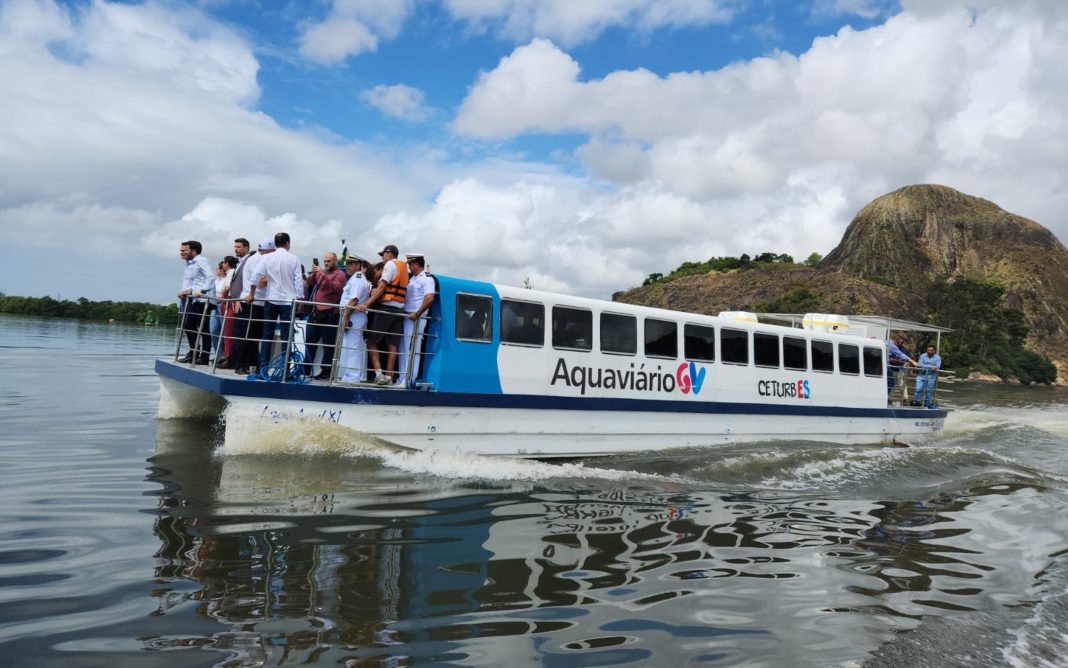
[{"left": 378, "top": 244, "right": 399, "bottom": 256}]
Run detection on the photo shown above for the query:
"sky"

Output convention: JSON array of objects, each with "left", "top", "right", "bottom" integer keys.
[{"left": 1, "top": 0, "right": 1066, "bottom": 303}]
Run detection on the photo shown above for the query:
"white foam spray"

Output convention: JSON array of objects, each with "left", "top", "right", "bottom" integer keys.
[{"left": 217, "top": 403, "right": 673, "bottom": 484}]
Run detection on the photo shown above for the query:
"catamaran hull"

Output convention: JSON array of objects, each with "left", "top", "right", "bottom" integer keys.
[{"left": 157, "top": 361, "right": 946, "bottom": 458}]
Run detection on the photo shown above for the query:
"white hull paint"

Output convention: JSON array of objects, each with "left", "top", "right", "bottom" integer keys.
[{"left": 231, "top": 394, "right": 943, "bottom": 458}]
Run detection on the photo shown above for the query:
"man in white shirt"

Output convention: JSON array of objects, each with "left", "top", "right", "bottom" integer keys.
[
  {"left": 176, "top": 240, "right": 213, "bottom": 364},
  {"left": 338, "top": 255, "right": 372, "bottom": 383},
  {"left": 249, "top": 232, "right": 303, "bottom": 371},
  {"left": 396, "top": 253, "right": 436, "bottom": 387}
]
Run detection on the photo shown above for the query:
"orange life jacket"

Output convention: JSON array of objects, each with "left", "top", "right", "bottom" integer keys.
[{"left": 381, "top": 258, "right": 408, "bottom": 305}]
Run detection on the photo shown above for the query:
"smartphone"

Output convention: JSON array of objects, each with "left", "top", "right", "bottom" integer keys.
[{"left": 313, "top": 257, "right": 319, "bottom": 266}]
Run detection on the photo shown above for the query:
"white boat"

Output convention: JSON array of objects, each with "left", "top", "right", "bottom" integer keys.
[{"left": 156, "top": 275, "right": 949, "bottom": 457}]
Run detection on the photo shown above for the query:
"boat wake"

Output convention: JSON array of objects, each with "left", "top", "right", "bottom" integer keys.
[{"left": 217, "top": 403, "right": 673, "bottom": 484}]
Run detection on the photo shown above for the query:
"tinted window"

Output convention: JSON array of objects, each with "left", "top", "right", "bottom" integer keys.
[
  {"left": 644, "top": 319, "right": 678, "bottom": 358},
  {"left": 863, "top": 347, "right": 884, "bottom": 377},
  {"left": 552, "top": 306, "right": 592, "bottom": 351},
  {"left": 601, "top": 313, "right": 636, "bottom": 355},
  {"left": 839, "top": 343, "right": 860, "bottom": 375},
  {"left": 501, "top": 299, "right": 544, "bottom": 346},
  {"left": 754, "top": 332, "right": 780, "bottom": 368},
  {"left": 721, "top": 328, "right": 748, "bottom": 365},
  {"left": 784, "top": 336, "right": 807, "bottom": 371},
  {"left": 812, "top": 340, "right": 834, "bottom": 372},
  {"left": 456, "top": 293, "right": 492, "bottom": 342},
  {"left": 684, "top": 324, "right": 715, "bottom": 362}
]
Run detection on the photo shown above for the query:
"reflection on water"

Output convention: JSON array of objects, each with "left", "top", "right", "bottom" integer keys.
[{"left": 141, "top": 417, "right": 1068, "bottom": 667}]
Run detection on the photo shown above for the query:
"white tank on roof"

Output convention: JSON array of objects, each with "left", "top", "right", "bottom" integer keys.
[
  {"left": 718, "top": 311, "right": 759, "bottom": 323},
  {"left": 802, "top": 313, "right": 850, "bottom": 333}
]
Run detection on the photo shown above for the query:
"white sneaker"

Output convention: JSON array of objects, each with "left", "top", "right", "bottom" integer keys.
[{"left": 374, "top": 374, "right": 390, "bottom": 386}]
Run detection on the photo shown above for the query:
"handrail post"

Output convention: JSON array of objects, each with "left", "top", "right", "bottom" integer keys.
[
  {"left": 211, "top": 297, "right": 222, "bottom": 372},
  {"left": 329, "top": 307, "right": 346, "bottom": 386},
  {"left": 174, "top": 298, "right": 187, "bottom": 360},
  {"left": 195, "top": 297, "right": 210, "bottom": 364},
  {"left": 281, "top": 300, "right": 296, "bottom": 382}
]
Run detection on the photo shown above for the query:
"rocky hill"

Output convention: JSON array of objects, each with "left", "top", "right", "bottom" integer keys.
[{"left": 615, "top": 184, "right": 1068, "bottom": 382}]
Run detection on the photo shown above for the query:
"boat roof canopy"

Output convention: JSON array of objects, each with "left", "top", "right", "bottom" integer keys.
[{"left": 756, "top": 313, "right": 953, "bottom": 334}]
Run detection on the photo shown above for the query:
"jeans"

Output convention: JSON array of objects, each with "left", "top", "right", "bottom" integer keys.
[{"left": 914, "top": 374, "right": 936, "bottom": 406}]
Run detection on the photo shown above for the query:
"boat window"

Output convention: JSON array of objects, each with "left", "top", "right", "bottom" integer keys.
[
  {"left": 838, "top": 343, "right": 860, "bottom": 375},
  {"left": 784, "top": 336, "right": 808, "bottom": 371},
  {"left": 501, "top": 299, "right": 544, "bottom": 346},
  {"left": 600, "top": 312, "right": 636, "bottom": 355},
  {"left": 684, "top": 324, "right": 715, "bottom": 362},
  {"left": 456, "top": 293, "right": 493, "bottom": 342},
  {"left": 863, "top": 346, "right": 884, "bottom": 377},
  {"left": 552, "top": 306, "right": 592, "bottom": 351},
  {"left": 644, "top": 318, "right": 678, "bottom": 359},
  {"left": 721, "top": 328, "right": 749, "bottom": 365},
  {"left": 812, "top": 340, "right": 833, "bottom": 373},
  {"left": 754, "top": 332, "right": 780, "bottom": 368}
]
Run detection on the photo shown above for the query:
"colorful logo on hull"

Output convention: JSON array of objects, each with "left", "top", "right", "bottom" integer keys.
[{"left": 676, "top": 361, "right": 707, "bottom": 395}]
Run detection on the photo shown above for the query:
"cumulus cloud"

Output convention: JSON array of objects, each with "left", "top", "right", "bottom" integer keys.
[
  {"left": 361, "top": 84, "right": 431, "bottom": 121},
  {"left": 0, "top": 0, "right": 432, "bottom": 300},
  {"left": 143, "top": 198, "right": 346, "bottom": 261},
  {"left": 299, "top": 0, "right": 415, "bottom": 64},
  {"left": 443, "top": 0, "right": 735, "bottom": 45},
  {"left": 4, "top": 0, "right": 1068, "bottom": 305},
  {"left": 454, "top": 4, "right": 1068, "bottom": 260}
]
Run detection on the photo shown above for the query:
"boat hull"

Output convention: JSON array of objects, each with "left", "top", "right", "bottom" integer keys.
[{"left": 156, "top": 360, "right": 947, "bottom": 457}]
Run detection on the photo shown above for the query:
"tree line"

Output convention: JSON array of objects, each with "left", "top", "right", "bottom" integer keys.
[
  {"left": 642, "top": 251, "right": 822, "bottom": 286},
  {"left": 0, "top": 294, "right": 180, "bottom": 327}
]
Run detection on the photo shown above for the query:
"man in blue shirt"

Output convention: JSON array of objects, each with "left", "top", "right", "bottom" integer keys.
[
  {"left": 176, "top": 240, "right": 213, "bottom": 364},
  {"left": 886, "top": 335, "right": 915, "bottom": 398},
  {"left": 914, "top": 345, "right": 942, "bottom": 408}
]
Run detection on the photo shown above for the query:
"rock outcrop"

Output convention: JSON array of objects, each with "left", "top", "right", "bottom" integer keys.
[{"left": 616, "top": 184, "right": 1068, "bottom": 381}]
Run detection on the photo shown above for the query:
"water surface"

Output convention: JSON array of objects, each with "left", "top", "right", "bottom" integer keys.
[{"left": 1, "top": 315, "right": 1067, "bottom": 667}]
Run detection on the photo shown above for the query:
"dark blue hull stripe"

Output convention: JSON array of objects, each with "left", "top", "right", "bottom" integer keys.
[{"left": 157, "top": 360, "right": 948, "bottom": 420}]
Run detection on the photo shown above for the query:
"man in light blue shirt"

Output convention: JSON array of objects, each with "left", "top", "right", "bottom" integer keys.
[
  {"left": 176, "top": 240, "right": 213, "bottom": 364},
  {"left": 914, "top": 345, "right": 942, "bottom": 408}
]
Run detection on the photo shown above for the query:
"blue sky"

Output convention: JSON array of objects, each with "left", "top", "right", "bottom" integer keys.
[{"left": 1, "top": 0, "right": 1065, "bottom": 302}]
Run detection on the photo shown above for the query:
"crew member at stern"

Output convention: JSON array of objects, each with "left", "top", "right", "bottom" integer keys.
[
  {"left": 396, "top": 253, "right": 436, "bottom": 387},
  {"left": 356, "top": 244, "right": 408, "bottom": 385}
]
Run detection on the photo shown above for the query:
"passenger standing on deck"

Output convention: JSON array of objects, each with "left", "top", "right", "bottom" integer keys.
[
  {"left": 176, "top": 240, "right": 213, "bottom": 364},
  {"left": 250, "top": 232, "right": 303, "bottom": 372},
  {"left": 886, "top": 334, "right": 916, "bottom": 397},
  {"left": 356, "top": 244, "right": 407, "bottom": 385},
  {"left": 303, "top": 252, "right": 347, "bottom": 380},
  {"left": 913, "top": 345, "right": 942, "bottom": 408},
  {"left": 339, "top": 256, "right": 371, "bottom": 383},
  {"left": 235, "top": 239, "right": 272, "bottom": 374},
  {"left": 396, "top": 253, "right": 436, "bottom": 387},
  {"left": 218, "top": 238, "right": 252, "bottom": 369}
]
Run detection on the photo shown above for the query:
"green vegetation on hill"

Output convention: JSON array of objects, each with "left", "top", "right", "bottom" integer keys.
[
  {"left": 926, "top": 278, "right": 1057, "bottom": 385},
  {"left": 0, "top": 293, "right": 180, "bottom": 326},
  {"left": 642, "top": 252, "right": 797, "bottom": 286}
]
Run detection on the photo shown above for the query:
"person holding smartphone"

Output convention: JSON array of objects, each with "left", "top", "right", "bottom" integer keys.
[{"left": 303, "top": 252, "right": 347, "bottom": 379}]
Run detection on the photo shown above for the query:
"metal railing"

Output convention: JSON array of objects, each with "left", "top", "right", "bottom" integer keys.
[
  {"left": 888, "top": 365, "right": 948, "bottom": 408},
  {"left": 172, "top": 296, "right": 436, "bottom": 388}
]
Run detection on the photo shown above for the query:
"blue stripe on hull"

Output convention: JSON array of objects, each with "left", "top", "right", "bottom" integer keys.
[{"left": 157, "top": 360, "right": 948, "bottom": 420}]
